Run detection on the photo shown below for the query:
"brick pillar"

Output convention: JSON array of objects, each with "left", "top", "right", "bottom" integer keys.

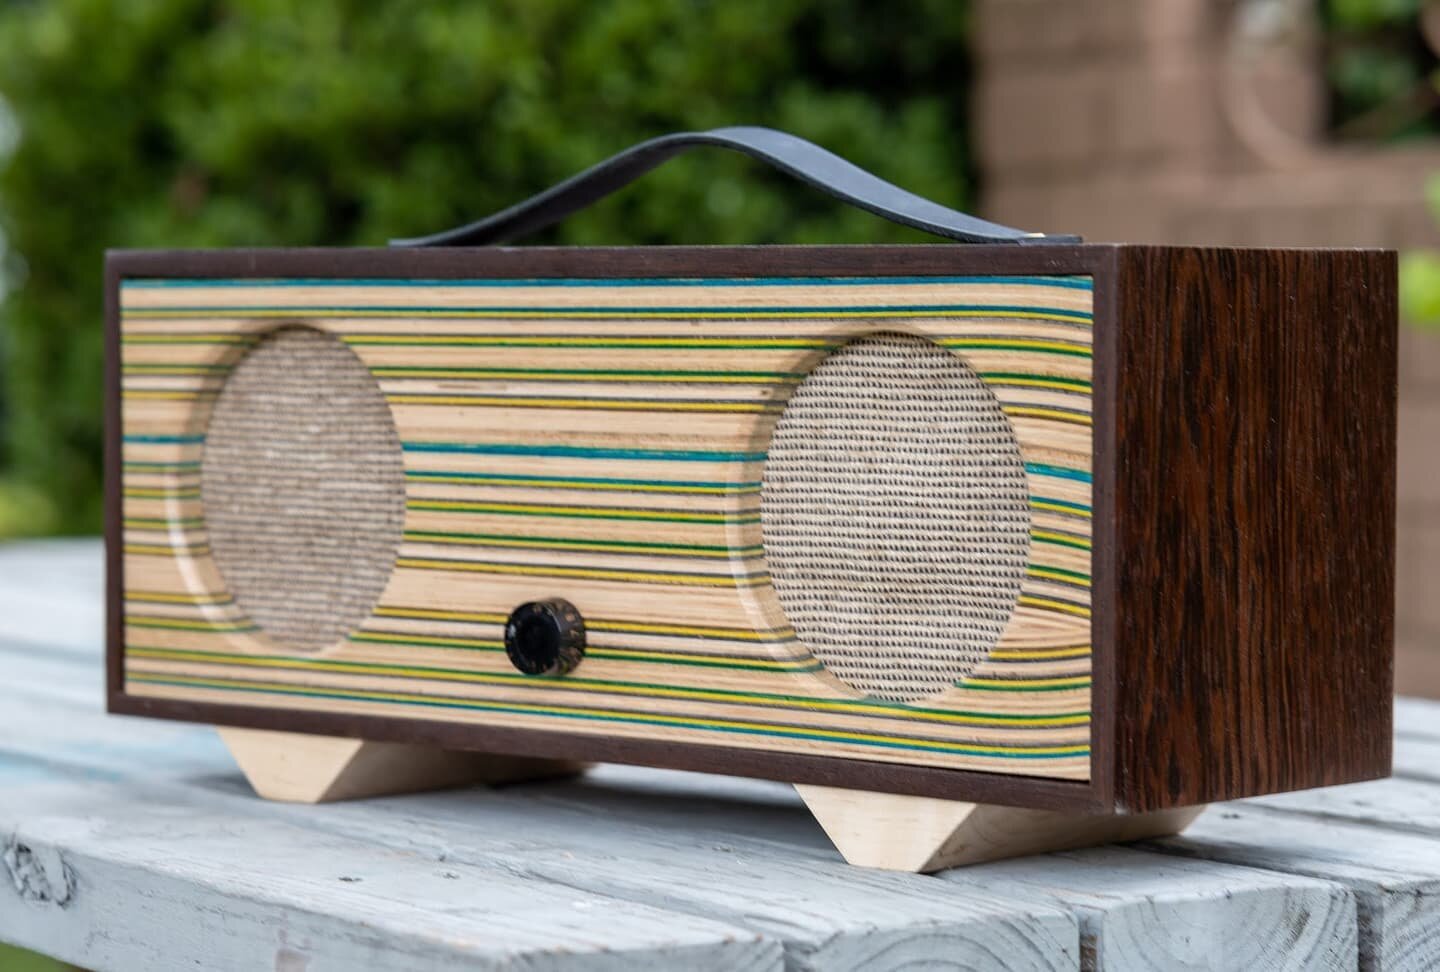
[{"left": 975, "top": 0, "right": 1440, "bottom": 693}]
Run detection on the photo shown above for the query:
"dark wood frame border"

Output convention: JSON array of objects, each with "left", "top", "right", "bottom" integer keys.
[{"left": 105, "top": 243, "right": 1119, "bottom": 812}]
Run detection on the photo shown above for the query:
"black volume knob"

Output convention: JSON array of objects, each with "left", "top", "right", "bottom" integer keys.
[{"left": 505, "top": 599, "right": 585, "bottom": 676}]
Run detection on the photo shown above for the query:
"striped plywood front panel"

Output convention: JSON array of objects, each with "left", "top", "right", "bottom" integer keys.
[{"left": 118, "top": 274, "right": 1094, "bottom": 780}]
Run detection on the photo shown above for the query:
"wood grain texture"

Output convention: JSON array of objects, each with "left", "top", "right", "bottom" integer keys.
[
  {"left": 1110, "top": 246, "right": 1397, "bottom": 812},
  {"left": 795, "top": 784, "right": 1198, "bottom": 872},
  {"left": 1, "top": 783, "right": 781, "bottom": 972},
  {"left": 111, "top": 254, "right": 1096, "bottom": 798},
  {"left": 101, "top": 244, "right": 1397, "bottom": 814},
  {"left": 953, "top": 843, "right": 1358, "bottom": 971},
  {"left": 219, "top": 727, "right": 582, "bottom": 802},
  {"left": 12, "top": 540, "right": 1435, "bottom": 971},
  {"left": 1152, "top": 801, "right": 1440, "bottom": 972}
]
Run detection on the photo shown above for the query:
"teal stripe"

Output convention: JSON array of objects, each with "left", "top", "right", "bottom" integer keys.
[
  {"left": 403, "top": 442, "right": 767, "bottom": 463},
  {"left": 1025, "top": 462, "right": 1092, "bottom": 484},
  {"left": 1031, "top": 495, "right": 1092, "bottom": 515},
  {"left": 407, "top": 470, "right": 761, "bottom": 490},
  {"left": 123, "top": 434, "right": 205, "bottom": 445},
  {"left": 121, "top": 303, "right": 1092, "bottom": 321},
  {"left": 123, "top": 275, "right": 1094, "bottom": 291}
]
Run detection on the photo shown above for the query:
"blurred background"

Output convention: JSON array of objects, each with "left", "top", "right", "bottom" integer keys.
[
  {"left": 0, "top": 1, "right": 1436, "bottom": 965},
  {"left": 0, "top": 1, "right": 1436, "bottom": 702}
]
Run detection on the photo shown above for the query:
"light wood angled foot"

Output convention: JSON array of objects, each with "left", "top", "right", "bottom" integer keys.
[
  {"left": 796, "top": 784, "right": 1203, "bottom": 873},
  {"left": 220, "top": 727, "right": 584, "bottom": 804}
]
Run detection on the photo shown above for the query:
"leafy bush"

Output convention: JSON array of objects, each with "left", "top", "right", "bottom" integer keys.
[
  {"left": 0, "top": 0, "right": 973, "bottom": 536},
  {"left": 1322, "top": 0, "right": 1440, "bottom": 140},
  {"left": 1401, "top": 174, "right": 1440, "bottom": 327}
]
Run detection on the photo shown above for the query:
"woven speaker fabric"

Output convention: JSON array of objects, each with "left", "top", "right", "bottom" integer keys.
[
  {"left": 200, "top": 326, "right": 405, "bottom": 651},
  {"left": 761, "top": 332, "right": 1031, "bottom": 702}
]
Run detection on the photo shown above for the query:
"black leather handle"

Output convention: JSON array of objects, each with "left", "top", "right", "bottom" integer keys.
[{"left": 390, "top": 126, "right": 1079, "bottom": 247}]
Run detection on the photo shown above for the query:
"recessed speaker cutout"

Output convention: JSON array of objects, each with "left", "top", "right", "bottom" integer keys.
[
  {"left": 200, "top": 325, "right": 405, "bottom": 651},
  {"left": 760, "top": 332, "right": 1031, "bottom": 702}
]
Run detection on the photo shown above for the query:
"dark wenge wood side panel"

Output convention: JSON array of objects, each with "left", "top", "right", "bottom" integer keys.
[{"left": 1111, "top": 246, "right": 1396, "bottom": 812}]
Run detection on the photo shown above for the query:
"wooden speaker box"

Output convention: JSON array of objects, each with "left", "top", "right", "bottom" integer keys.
[{"left": 104, "top": 129, "right": 1396, "bottom": 871}]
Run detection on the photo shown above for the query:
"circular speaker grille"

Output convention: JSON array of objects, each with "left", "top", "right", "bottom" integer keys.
[
  {"left": 760, "top": 332, "right": 1031, "bottom": 701},
  {"left": 201, "top": 326, "right": 405, "bottom": 651}
]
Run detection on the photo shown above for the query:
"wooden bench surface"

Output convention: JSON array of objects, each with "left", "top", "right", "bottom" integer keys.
[{"left": 0, "top": 539, "right": 1435, "bottom": 971}]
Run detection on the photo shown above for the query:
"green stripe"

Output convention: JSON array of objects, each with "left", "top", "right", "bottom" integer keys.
[
  {"left": 122, "top": 274, "right": 1094, "bottom": 290},
  {"left": 1033, "top": 531, "right": 1091, "bottom": 552},
  {"left": 406, "top": 470, "right": 760, "bottom": 494},
  {"left": 406, "top": 499, "right": 758, "bottom": 525},
  {"left": 939, "top": 339, "right": 1090, "bottom": 357},
  {"left": 964, "top": 678, "right": 1092, "bottom": 693},
  {"left": 403, "top": 530, "right": 763, "bottom": 558},
  {"left": 1031, "top": 495, "right": 1092, "bottom": 517},
  {"left": 1028, "top": 564, "right": 1092, "bottom": 585},
  {"left": 403, "top": 442, "right": 767, "bottom": 463},
  {"left": 981, "top": 371, "right": 1092, "bottom": 390},
  {"left": 125, "top": 617, "right": 256, "bottom": 633},
  {"left": 124, "top": 675, "right": 1089, "bottom": 759},
  {"left": 373, "top": 366, "right": 805, "bottom": 381},
  {"left": 348, "top": 632, "right": 816, "bottom": 671},
  {"left": 127, "top": 645, "right": 1088, "bottom": 725}
]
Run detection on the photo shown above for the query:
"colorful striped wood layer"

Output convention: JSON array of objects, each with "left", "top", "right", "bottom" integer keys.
[{"left": 118, "top": 274, "right": 1094, "bottom": 780}]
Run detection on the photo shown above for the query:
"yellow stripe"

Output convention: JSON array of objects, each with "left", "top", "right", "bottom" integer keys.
[
  {"left": 125, "top": 616, "right": 253, "bottom": 632},
  {"left": 126, "top": 308, "right": 1088, "bottom": 323},
  {"left": 394, "top": 557, "right": 766, "bottom": 588},
  {"left": 348, "top": 335, "right": 833, "bottom": 347},
  {"left": 939, "top": 337, "right": 1091, "bottom": 354},
  {"left": 1033, "top": 529, "right": 1091, "bottom": 551},
  {"left": 370, "top": 606, "right": 794, "bottom": 642},
  {"left": 121, "top": 333, "right": 253, "bottom": 343},
  {"left": 1003, "top": 405, "right": 1093, "bottom": 427},
  {"left": 380, "top": 369, "right": 802, "bottom": 384},
  {"left": 127, "top": 591, "right": 231, "bottom": 605},
  {"left": 126, "top": 672, "right": 1089, "bottom": 755},
  {"left": 1017, "top": 594, "right": 1091, "bottom": 618},
  {"left": 987, "top": 376, "right": 1091, "bottom": 392},
  {"left": 406, "top": 476, "right": 761, "bottom": 495},
  {"left": 961, "top": 676, "right": 1091, "bottom": 689},
  {"left": 406, "top": 500, "right": 747, "bottom": 523},
  {"left": 352, "top": 631, "right": 817, "bottom": 670},
  {"left": 1027, "top": 566, "right": 1092, "bottom": 588},
  {"left": 1032, "top": 499, "right": 1093, "bottom": 519},
  {"left": 384, "top": 394, "right": 779, "bottom": 413},
  {"left": 127, "top": 648, "right": 1089, "bottom": 728},
  {"left": 989, "top": 646, "right": 1091, "bottom": 660},
  {"left": 405, "top": 534, "right": 761, "bottom": 559},
  {"left": 123, "top": 390, "right": 217, "bottom": 401},
  {"left": 125, "top": 544, "right": 209, "bottom": 557}
]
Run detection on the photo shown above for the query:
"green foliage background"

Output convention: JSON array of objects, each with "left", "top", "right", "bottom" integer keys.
[
  {"left": 1324, "top": 0, "right": 1440, "bottom": 140},
  {"left": 0, "top": 0, "right": 974, "bottom": 538}
]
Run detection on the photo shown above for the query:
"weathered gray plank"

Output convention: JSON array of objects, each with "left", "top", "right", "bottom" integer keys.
[
  {"left": 941, "top": 842, "right": 1356, "bottom": 972},
  {"left": 1396, "top": 697, "right": 1440, "bottom": 741},
  {"left": 0, "top": 539, "right": 102, "bottom": 652},
  {"left": 1146, "top": 803, "right": 1440, "bottom": 971},
  {"left": 1393, "top": 733, "right": 1440, "bottom": 783},
  {"left": 0, "top": 692, "right": 228, "bottom": 785},
  {"left": 0, "top": 693, "right": 1082, "bottom": 971},
  {"left": 1248, "top": 776, "right": 1440, "bottom": 835},
  {"left": 0, "top": 634, "right": 1083, "bottom": 970},
  {"left": 0, "top": 538, "right": 1407, "bottom": 971},
  {"left": 0, "top": 781, "right": 779, "bottom": 972}
]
